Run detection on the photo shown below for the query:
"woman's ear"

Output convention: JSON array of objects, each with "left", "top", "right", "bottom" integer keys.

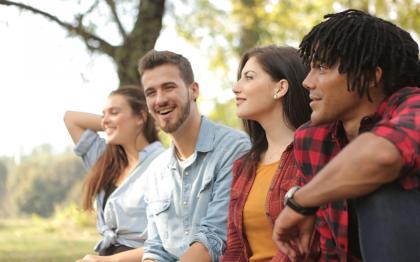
[{"left": 274, "top": 79, "right": 289, "bottom": 100}]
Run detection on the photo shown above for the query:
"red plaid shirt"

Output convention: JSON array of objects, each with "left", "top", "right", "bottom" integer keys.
[
  {"left": 294, "top": 86, "right": 420, "bottom": 261},
  {"left": 222, "top": 144, "right": 319, "bottom": 262}
]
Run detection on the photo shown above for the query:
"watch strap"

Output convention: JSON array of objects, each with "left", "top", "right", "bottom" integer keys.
[{"left": 286, "top": 196, "right": 319, "bottom": 216}]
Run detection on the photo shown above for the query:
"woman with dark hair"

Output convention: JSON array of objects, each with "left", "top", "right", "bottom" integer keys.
[
  {"left": 64, "top": 86, "right": 164, "bottom": 261},
  {"left": 222, "top": 45, "right": 317, "bottom": 261}
]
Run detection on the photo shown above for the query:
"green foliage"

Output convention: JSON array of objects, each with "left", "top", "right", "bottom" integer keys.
[
  {"left": 175, "top": 0, "right": 419, "bottom": 128},
  {"left": 176, "top": 0, "right": 419, "bottom": 72},
  {"left": 158, "top": 130, "right": 171, "bottom": 148},
  {"left": 208, "top": 99, "right": 242, "bottom": 129},
  {"left": 0, "top": 161, "right": 8, "bottom": 217},
  {"left": 50, "top": 202, "right": 95, "bottom": 229},
  {"left": 6, "top": 145, "right": 85, "bottom": 217}
]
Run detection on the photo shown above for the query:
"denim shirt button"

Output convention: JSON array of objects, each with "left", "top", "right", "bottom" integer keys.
[
  {"left": 183, "top": 201, "right": 188, "bottom": 206},
  {"left": 185, "top": 171, "right": 189, "bottom": 176},
  {"left": 184, "top": 230, "right": 189, "bottom": 235}
]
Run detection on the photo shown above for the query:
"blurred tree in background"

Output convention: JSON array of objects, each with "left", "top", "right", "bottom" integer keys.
[
  {"left": 0, "top": 0, "right": 165, "bottom": 85},
  {"left": 177, "top": 0, "right": 419, "bottom": 66},
  {"left": 1, "top": 0, "right": 417, "bottom": 87},
  {"left": 4, "top": 145, "right": 84, "bottom": 217},
  {"left": 0, "top": 0, "right": 418, "bottom": 218},
  {"left": 174, "top": 0, "right": 419, "bottom": 126},
  {"left": 0, "top": 161, "right": 8, "bottom": 216}
]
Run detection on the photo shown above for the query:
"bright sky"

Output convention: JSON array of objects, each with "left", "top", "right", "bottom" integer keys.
[{"left": 0, "top": 1, "right": 233, "bottom": 157}]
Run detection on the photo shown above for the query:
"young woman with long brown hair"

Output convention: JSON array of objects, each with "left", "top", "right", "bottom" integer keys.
[
  {"left": 222, "top": 46, "right": 318, "bottom": 261},
  {"left": 64, "top": 86, "right": 163, "bottom": 261}
]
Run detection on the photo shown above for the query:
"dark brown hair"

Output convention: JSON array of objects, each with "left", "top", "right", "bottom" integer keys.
[
  {"left": 138, "top": 50, "right": 194, "bottom": 86},
  {"left": 81, "top": 85, "right": 159, "bottom": 210},
  {"left": 237, "top": 45, "right": 311, "bottom": 164}
]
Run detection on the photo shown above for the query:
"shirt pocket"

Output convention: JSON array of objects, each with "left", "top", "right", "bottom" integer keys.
[{"left": 149, "top": 198, "right": 171, "bottom": 240}]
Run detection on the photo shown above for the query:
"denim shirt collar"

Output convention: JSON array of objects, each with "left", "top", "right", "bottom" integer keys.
[
  {"left": 167, "top": 116, "right": 215, "bottom": 169},
  {"left": 195, "top": 116, "right": 216, "bottom": 153}
]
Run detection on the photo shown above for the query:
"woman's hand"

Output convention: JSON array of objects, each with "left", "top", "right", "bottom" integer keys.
[{"left": 75, "top": 254, "right": 111, "bottom": 262}]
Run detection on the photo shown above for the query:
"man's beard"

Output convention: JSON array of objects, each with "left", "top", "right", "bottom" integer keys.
[{"left": 160, "top": 99, "right": 191, "bottom": 133}]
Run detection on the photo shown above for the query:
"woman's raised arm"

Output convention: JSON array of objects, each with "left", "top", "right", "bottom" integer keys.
[{"left": 63, "top": 111, "right": 103, "bottom": 144}]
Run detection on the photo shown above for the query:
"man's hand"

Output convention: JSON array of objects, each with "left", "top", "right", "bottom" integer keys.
[{"left": 272, "top": 206, "right": 316, "bottom": 261}]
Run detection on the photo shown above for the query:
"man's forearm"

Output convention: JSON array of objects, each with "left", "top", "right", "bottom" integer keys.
[
  {"left": 179, "top": 242, "right": 211, "bottom": 262},
  {"left": 295, "top": 132, "right": 403, "bottom": 207},
  {"left": 109, "top": 247, "right": 143, "bottom": 262}
]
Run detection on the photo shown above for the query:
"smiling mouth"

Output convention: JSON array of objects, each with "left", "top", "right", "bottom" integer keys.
[
  {"left": 157, "top": 107, "right": 175, "bottom": 116},
  {"left": 104, "top": 127, "right": 116, "bottom": 135},
  {"left": 235, "top": 98, "right": 246, "bottom": 105}
]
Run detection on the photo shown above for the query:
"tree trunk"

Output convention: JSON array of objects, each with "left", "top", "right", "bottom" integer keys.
[
  {"left": 0, "top": 0, "right": 166, "bottom": 86},
  {"left": 115, "top": 0, "right": 165, "bottom": 85}
]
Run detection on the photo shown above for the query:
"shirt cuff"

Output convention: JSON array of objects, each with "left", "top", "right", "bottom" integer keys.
[
  {"left": 74, "top": 129, "right": 98, "bottom": 156},
  {"left": 142, "top": 253, "right": 166, "bottom": 262},
  {"left": 190, "top": 232, "right": 225, "bottom": 262},
  {"left": 371, "top": 126, "right": 416, "bottom": 170}
]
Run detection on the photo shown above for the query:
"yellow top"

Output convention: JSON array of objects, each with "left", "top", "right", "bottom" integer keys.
[{"left": 243, "top": 160, "right": 279, "bottom": 262}]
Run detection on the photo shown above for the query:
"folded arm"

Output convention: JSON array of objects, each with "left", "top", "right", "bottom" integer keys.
[
  {"left": 295, "top": 132, "right": 403, "bottom": 207},
  {"left": 64, "top": 111, "right": 103, "bottom": 144}
]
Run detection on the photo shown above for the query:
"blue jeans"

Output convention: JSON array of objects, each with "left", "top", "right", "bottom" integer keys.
[{"left": 354, "top": 182, "right": 420, "bottom": 262}]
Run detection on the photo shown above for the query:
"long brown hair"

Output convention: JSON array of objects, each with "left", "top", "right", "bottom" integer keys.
[
  {"left": 237, "top": 45, "right": 311, "bottom": 166},
  {"left": 81, "top": 85, "right": 159, "bottom": 210}
]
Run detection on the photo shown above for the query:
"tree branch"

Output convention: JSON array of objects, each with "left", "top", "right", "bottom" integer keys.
[
  {"left": 0, "top": 0, "right": 116, "bottom": 56},
  {"left": 75, "top": 0, "right": 100, "bottom": 29},
  {"left": 104, "top": 0, "right": 127, "bottom": 39}
]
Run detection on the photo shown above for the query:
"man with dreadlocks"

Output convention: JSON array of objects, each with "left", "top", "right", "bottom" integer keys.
[{"left": 272, "top": 9, "right": 420, "bottom": 262}]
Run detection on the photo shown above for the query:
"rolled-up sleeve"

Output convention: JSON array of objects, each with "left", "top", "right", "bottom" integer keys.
[
  {"left": 371, "top": 101, "right": 419, "bottom": 172},
  {"left": 371, "top": 90, "right": 420, "bottom": 189},
  {"left": 74, "top": 129, "right": 106, "bottom": 170}
]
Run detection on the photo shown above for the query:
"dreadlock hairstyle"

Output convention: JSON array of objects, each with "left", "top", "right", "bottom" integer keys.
[
  {"left": 299, "top": 9, "right": 420, "bottom": 99},
  {"left": 81, "top": 85, "right": 159, "bottom": 210}
]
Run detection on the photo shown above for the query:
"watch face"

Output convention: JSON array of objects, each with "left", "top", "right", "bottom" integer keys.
[
  {"left": 284, "top": 193, "right": 289, "bottom": 205},
  {"left": 285, "top": 190, "right": 293, "bottom": 199},
  {"left": 284, "top": 186, "right": 300, "bottom": 205}
]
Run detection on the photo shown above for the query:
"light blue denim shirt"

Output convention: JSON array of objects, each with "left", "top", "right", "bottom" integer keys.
[
  {"left": 74, "top": 129, "right": 164, "bottom": 253},
  {"left": 142, "top": 116, "right": 250, "bottom": 262}
]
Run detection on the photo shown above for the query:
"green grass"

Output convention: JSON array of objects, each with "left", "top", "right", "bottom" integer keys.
[{"left": 0, "top": 218, "right": 100, "bottom": 262}]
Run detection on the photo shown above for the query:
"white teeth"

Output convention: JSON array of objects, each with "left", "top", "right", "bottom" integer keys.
[{"left": 157, "top": 108, "right": 174, "bottom": 115}]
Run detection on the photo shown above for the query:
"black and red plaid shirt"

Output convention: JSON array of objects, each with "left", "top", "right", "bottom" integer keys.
[{"left": 294, "top": 86, "right": 420, "bottom": 261}]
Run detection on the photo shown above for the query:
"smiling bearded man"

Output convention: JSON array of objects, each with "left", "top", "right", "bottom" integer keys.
[{"left": 137, "top": 50, "right": 250, "bottom": 262}]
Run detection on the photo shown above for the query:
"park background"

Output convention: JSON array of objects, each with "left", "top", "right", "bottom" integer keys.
[{"left": 0, "top": 0, "right": 418, "bottom": 261}]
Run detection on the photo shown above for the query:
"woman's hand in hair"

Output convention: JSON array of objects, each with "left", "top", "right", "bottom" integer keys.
[{"left": 64, "top": 111, "right": 103, "bottom": 144}]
